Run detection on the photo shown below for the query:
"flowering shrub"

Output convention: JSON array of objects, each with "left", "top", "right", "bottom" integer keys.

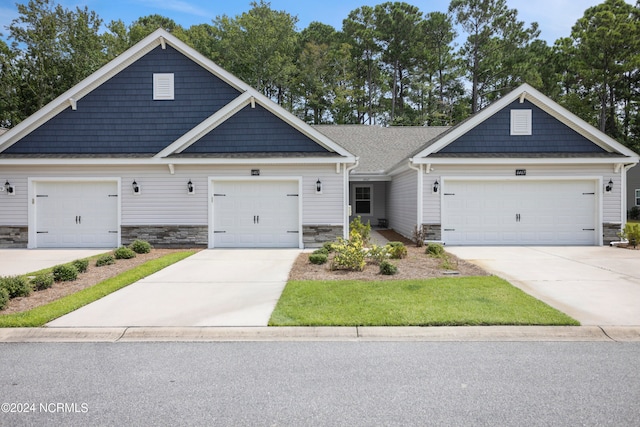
[
  {"left": 331, "top": 231, "right": 366, "bottom": 271},
  {"left": 350, "top": 216, "right": 371, "bottom": 245},
  {"left": 386, "top": 241, "right": 407, "bottom": 259},
  {"left": 366, "top": 244, "right": 389, "bottom": 265}
]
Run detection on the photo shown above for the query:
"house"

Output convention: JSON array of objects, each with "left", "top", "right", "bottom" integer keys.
[
  {"left": 627, "top": 165, "right": 640, "bottom": 218},
  {"left": 0, "top": 29, "right": 637, "bottom": 249},
  {"left": 318, "top": 84, "right": 639, "bottom": 246},
  {"left": 0, "top": 29, "right": 357, "bottom": 249}
]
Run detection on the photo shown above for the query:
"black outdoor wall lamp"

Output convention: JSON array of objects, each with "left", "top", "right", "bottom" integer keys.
[
  {"left": 605, "top": 179, "right": 613, "bottom": 192},
  {"left": 132, "top": 179, "right": 140, "bottom": 195},
  {"left": 4, "top": 180, "right": 14, "bottom": 195},
  {"left": 316, "top": 179, "right": 322, "bottom": 194},
  {"left": 187, "top": 179, "right": 195, "bottom": 194},
  {"left": 433, "top": 180, "right": 439, "bottom": 193}
]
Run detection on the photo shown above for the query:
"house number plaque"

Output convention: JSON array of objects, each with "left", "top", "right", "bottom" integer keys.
[{"left": 515, "top": 169, "right": 526, "bottom": 176}]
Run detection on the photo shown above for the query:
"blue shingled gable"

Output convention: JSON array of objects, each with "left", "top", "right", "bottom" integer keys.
[
  {"left": 5, "top": 45, "right": 241, "bottom": 154},
  {"left": 183, "top": 104, "right": 330, "bottom": 153},
  {"left": 439, "top": 100, "right": 606, "bottom": 154}
]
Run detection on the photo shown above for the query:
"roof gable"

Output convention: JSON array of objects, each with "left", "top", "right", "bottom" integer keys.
[
  {"left": 3, "top": 45, "right": 241, "bottom": 154},
  {"left": 412, "top": 84, "right": 639, "bottom": 162},
  {"left": 0, "top": 29, "right": 355, "bottom": 162},
  {"left": 439, "top": 99, "right": 606, "bottom": 154}
]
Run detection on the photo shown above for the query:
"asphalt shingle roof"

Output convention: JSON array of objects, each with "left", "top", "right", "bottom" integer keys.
[{"left": 313, "top": 125, "right": 450, "bottom": 174}]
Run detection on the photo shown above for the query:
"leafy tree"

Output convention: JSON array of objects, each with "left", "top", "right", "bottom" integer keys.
[
  {"left": 7, "top": 0, "right": 107, "bottom": 124},
  {"left": 449, "top": 0, "right": 540, "bottom": 113},
  {"left": 374, "top": 2, "right": 423, "bottom": 124},
  {"left": 342, "top": 5, "right": 383, "bottom": 124},
  {"left": 211, "top": 1, "right": 298, "bottom": 105}
]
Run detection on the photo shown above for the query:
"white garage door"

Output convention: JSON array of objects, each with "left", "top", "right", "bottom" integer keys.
[
  {"left": 441, "top": 180, "right": 597, "bottom": 245},
  {"left": 35, "top": 181, "right": 119, "bottom": 248},
  {"left": 212, "top": 180, "right": 300, "bottom": 248}
]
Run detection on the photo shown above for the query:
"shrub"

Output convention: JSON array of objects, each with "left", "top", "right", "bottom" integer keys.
[
  {"left": 72, "top": 259, "right": 89, "bottom": 273},
  {"left": 367, "top": 244, "right": 389, "bottom": 265},
  {"left": 331, "top": 234, "right": 366, "bottom": 271},
  {"left": 350, "top": 216, "right": 371, "bottom": 244},
  {"left": 0, "top": 275, "right": 32, "bottom": 298},
  {"left": 0, "top": 287, "right": 8, "bottom": 310},
  {"left": 96, "top": 254, "right": 115, "bottom": 267},
  {"left": 629, "top": 206, "right": 640, "bottom": 220},
  {"left": 309, "top": 253, "right": 328, "bottom": 265},
  {"left": 322, "top": 241, "right": 336, "bottom": 253},
  {"left": 114, "top": 246, "right": 136, "bottom": 259},
  {"left": 386, "top": 242, "right": 407, "bottom": 259},
  {"left": 52, "top": 264, "right": 78, "bottom": 282},
  {"left": 624, "top": 223, "right": 640, "bottom": 248},
  {"left": 313, "top": 247, "right": 329, "bottom": 256},
  {"left": 31, "top": 273, "right": 54, "bottom": 291},
  {"left": 130, "top": 239, "right": 152, "bottom": 254},
  {"left": 379, "top": 261, "right": 398, "bottom": 275},
  {"left": 426, "top": 243, "right": 446, "bottom": 257}
]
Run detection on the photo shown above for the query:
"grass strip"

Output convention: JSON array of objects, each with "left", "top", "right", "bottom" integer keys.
[
  {"left": 269, "top": 276, "right": 579, "bottom": 326},
  {"left": 0, "top": 251, "right": 196, "bottom": 327}
]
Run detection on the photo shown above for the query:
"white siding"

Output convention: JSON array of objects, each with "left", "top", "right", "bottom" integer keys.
[
  {"left": 387, "top": 169, "right": 418, "bottom": 239},
  {"left": 1, "top": 163, "right": 346, "bottom": 229},
  {"left": 423, "top": 174, "right": 441, "bottom": 223}
]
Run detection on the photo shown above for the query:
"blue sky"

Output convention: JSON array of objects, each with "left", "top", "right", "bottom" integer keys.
[{"left": 0, "top": 0, "right": 635, "bottom": 44}]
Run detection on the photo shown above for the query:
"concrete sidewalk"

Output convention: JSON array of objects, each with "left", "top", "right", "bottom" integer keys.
[
  {"left": 47, "top": 249, "right": 300, "bottom": 327},
  {"left": 446, "top": 246, "right": 640, "bottom": 326}
]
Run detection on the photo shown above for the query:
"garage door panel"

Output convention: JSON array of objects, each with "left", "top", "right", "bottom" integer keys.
[
  {"left": 213, "top": 180, "right": 300, "bottom": 248},
  {"left": 442, "top": 180, "right": 597, "bottom": 245},
  {"left": 35, "top": 181, "right": 118, "bottom": 248}
]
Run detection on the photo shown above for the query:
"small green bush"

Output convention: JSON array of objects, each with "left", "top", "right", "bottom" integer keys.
[
  {"left": 313, "top": 247, "right": 329, "bottom": 256},
  {"left": 322, "top": 241, "right": 336, "bottom": 253},
  {"left": 0, "top": 287, "right": 8, "bottom": 310},
  {"left": 309, "top": 253, "right": 328, "bottom": 265},
  {"left": 386, "top": 242, "right": 407, "bottom": 259},
  {"left": 379, "top": 261, "right": 398, "bottom": 275},
  {"left": 114, "top": 246, "right": 137, "bottom": 259},
  {"left": 52, "top": 264, "right": 78, "bottom": 282},
  {"left": 129, "top": 239, "right": 152, "bottom": 254},
  {"left": 0, "top": 275, "right": 32, "bottom": 298},
  {"left": 96, "top": 254, "right": 116, "bottom": 267},
  {"left": 629, "top": 206, "right": 639, "bottom": 220},
  {"left": 426, "top": 243, "right": 446, "bottom": 257},
  {"left": 72, "top": 259, "right": 89, "bottom": 273},
  {"left": 31, "top": 273, "right": 54, "bottom": 291}
]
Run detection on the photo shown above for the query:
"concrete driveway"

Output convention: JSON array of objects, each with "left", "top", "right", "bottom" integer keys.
[
  {"left": 446, "top": 246, "right": 640, "bottom": 326},
  {"left": 0, "top": 249, "right": 110, "bottom": 276},
  {"left": 47, "top": 249, "right": 300, "bottom": 327}
]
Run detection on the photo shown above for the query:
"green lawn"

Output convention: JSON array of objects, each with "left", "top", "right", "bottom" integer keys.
[
  {"left": 0, "top": 251, "right": 196, "bottom": 327},
  {"left": 269, "top": 276, "right": 579, "bottom": 326}
]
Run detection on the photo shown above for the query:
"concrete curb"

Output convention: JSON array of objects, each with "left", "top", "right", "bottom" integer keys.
[{"left": 1, "top": 326, "right": 640, "bottom": 343}]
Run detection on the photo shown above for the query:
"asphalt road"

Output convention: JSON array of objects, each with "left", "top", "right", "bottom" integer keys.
[{"left": 1, "top": 342, "right": 639, "bottom": 426}]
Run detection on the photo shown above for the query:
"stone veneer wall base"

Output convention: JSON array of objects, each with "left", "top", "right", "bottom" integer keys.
[
  {"left": 603, "top": 223, "right": 621, "bottom": 245},
  {"left": 303, "top": 225, "right": 343, "bottom": 248},
  {"left": 0, "top": 226, "right": 28, "bottom": 248},
  {"left": 121, "top": 225, "right": 208, "bottom": 248}
]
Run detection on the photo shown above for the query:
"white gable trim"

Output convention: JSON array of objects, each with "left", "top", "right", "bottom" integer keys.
[
  {"left": 0, "top": 29, "right": 356, "bottom": 161},
  {"left": 411, "top": 83, "right": 639, "bottom": 161},
  {"left": 155, "top": 91, "right": 254, "bottom": 158}
]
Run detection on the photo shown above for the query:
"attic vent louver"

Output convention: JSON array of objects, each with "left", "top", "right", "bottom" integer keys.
[
  {"left": 153, "top": 73, "right": 174, "bottom": 100},
  {"left": 510, "top": 109, "right": 532, "bottom": 136}
]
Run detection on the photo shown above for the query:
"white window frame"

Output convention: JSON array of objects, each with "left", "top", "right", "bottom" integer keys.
[
  {"left": 510, "top": 109, "right": 532, "bottom": 135},
  {"left": 635, "top": 189, "right": 640, "bottom": 206},
  {"left": 153, "top": 73, "right": 174, "bottom": 100},
  {"left": 354, "top": 185, "right": 373, "bottom": 216}
]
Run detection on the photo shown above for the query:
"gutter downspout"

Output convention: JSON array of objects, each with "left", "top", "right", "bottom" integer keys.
[
  {"left": 408, "top": 159, "right": 423, "bottom": 233},
  {"left": 344, "top": 159, "right": 359, "bottom": 239}
]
